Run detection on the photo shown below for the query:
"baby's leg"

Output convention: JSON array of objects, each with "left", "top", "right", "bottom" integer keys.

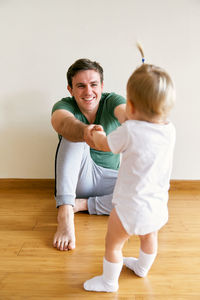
[
  {"left": 124, "top": 231, "right": 158, "bottom": 277},
  {"left": 84, "top": 208, "right": 130, "bottom": 292}
]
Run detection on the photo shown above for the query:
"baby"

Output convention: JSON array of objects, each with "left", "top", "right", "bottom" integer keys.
[{"left": 84, "top": 47, "right": 176, "bottom": 292}]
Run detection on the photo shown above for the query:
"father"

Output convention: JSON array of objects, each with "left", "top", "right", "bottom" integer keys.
[{"left": 51, "top": 58, "right": 126, "bottom": 251}]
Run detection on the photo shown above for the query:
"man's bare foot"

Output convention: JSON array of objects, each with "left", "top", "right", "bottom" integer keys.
[
  {"left": 53, "top": 205, "right": 76, "bottom": 251},
  {"left": 73, "top": 198, "right": 88, "bottom": 213}
]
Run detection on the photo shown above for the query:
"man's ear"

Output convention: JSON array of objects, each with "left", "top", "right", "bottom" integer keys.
[
  {"left": 67, "top": 85, "right": 73, "bottom": 96},
  {"left": 101, "top": 81, "right": 104, "bottom": 91}
]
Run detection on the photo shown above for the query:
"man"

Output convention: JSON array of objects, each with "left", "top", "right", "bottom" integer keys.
[{"left": 51, "top": 58, "right": 126, "bottom": 251}]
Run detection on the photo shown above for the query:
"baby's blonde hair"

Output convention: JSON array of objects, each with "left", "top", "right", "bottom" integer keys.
[{"left": 127, "top": 45, "right": 175, "bottom": 120}]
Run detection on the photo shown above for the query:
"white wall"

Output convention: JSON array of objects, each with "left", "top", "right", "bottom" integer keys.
[{"left": 0, "top": 0, "right": 200, "bottom": 179}]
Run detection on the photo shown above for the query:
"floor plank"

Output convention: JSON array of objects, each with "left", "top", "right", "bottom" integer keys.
[{"left": 0, "top": 180, "right": 200, "bottom": 299}]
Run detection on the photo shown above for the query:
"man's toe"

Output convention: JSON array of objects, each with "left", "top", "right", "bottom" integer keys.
[{"left": 68, "top": 240, "right": 76, "bottom": 250}]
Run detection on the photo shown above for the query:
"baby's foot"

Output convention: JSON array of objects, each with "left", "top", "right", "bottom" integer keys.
[
  {"left": 84, "top": 275, "right": 118, "bottom": 292},
  {"left": 123, "top": 257, "right": 147, "bottom": 277}
]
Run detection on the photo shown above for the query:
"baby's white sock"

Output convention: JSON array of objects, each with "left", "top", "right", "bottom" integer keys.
[
  {"left": 123, "top": 249, "right": 157, "bottom": 277},
  {"left": 84, "top": 257, "right": 123, "bottom": 292}
]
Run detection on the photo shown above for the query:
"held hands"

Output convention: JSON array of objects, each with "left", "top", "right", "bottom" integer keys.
[
  {"left": 83, "top": 124, "right": 101, "bottom": 149},
  {"left": 92, "top": 125, "right": 105, "bottom": 136},
  {"left": 84, "top": 125, "right": 110, "bottom": 152}
]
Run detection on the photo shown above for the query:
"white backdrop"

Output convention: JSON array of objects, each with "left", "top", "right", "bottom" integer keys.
[{"left": 0, "top": 0, "right": 200, "bottom": 179}]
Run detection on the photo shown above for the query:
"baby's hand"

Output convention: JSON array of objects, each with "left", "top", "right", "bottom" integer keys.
[
  {"left": 92, "top": 125, "right": 104, "bottom": 133},
  {"left": 90, "top": 125, "right": 110, "bottom": 151},
  {"left": 91, "top": 125, "right": 106, "bottom": 141},
  {"left": 84, "top": 125, "right": 107, "bottom": 150},
  {"left": 92, "top": 126, "right": 106, "bottom": 139}
]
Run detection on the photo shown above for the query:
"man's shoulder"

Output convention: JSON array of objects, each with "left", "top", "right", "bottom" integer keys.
[
  {"left": 101, "top": 92, "right": 125, "bottom": 102},
  {"left": 55, "top": 96, "right": 74, "bottom": 106},
  {"left": 52, "top": 96, "right": 76, "bottom": 114},
  {"left": 97, "top": 93, "right": 125, "bottom": 122},
  {"left": 100, "top": 93, "right": 126, "bottom": 112}
]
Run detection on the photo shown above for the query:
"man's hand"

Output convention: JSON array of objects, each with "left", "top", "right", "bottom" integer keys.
[
  {"left": 83, "top": 124, "right": 98, "bottom": 148},
  {"left": 84, "top": 124, "right": 110, "bottom": 151},
  {"left": 92, "top": 125, "right": 104, "bottom": 132}
]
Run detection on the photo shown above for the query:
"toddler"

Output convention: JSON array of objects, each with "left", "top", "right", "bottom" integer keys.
[{"left": 84, "top": 47, "right": 176, "bottom": 292}]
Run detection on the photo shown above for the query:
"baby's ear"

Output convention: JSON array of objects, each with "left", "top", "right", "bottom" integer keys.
[{"left": 128, "top": 99, "right": 135, "bottom": 112}]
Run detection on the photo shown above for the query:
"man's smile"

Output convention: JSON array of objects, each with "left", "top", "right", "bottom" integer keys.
[{"left": 82, "top": 96, "right": 95, "bottom": 102}]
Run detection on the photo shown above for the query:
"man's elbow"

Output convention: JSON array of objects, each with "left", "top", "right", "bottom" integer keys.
[{"left": 51, "top": 115, "right": 61, "bottom": 134}]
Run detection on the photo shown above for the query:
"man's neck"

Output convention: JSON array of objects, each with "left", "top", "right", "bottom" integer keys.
[{"left": 84, "top": 112, "right": 96, "bottom": 124}]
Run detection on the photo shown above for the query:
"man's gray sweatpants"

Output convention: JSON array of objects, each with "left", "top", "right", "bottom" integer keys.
[{"left": 54, "top": 137, "right": 118, "bottom": 215}]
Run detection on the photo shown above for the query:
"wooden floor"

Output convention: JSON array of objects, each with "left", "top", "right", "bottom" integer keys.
[{"left": 0, "top": 179, "right": 200, "bottom": 300}]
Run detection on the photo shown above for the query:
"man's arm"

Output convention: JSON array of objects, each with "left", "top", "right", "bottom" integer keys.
[
  {"left": 51, "top": 109, "right": 97, "bottom": 147},
  {"left": 114, "top": 104, "right": 127, "bottom": 124},
  {"left": 51, "top": 109, "right": 87, "bottom": 142}
]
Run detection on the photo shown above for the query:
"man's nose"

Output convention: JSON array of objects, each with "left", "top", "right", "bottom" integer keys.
[{"left": 85, "top": 85, "right": 92, "bottom": 94}]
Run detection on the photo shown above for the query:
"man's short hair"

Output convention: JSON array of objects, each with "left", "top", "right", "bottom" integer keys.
[{"left": 67, "top": 58, "right": 104, "bottom": 88}]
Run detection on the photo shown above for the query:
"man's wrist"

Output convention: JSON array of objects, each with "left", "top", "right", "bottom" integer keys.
[{"left": 83, "top": 124, "right": 90, "bottom": 142}]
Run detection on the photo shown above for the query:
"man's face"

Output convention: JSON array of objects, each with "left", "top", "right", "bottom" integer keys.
[{"left": 68, "top": 70, "right": 103, "bottom": 119}]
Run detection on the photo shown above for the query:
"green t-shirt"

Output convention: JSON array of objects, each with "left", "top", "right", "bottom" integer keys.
[{"left": 52, "top": 92, "right": 126, "bottom": 170}]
